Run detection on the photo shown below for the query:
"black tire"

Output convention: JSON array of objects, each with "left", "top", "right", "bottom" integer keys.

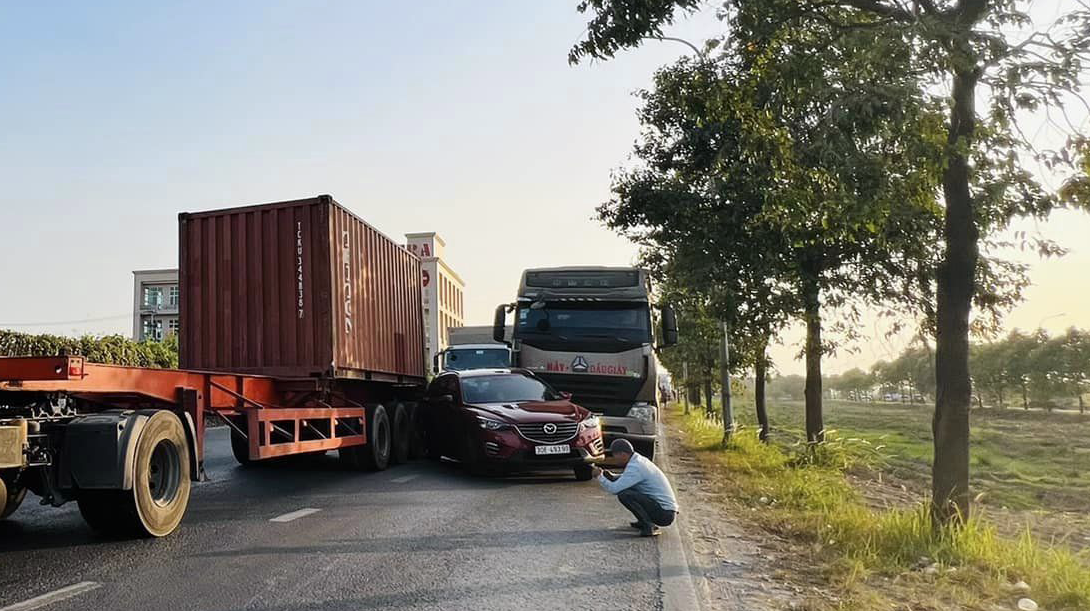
[
  {"left": 406, "top": 402, "right": 427, "bottom": 460},
  {"left": 78, "top": 410, "right": 191, "bottom": 538},
  {"left": 634, "top": 440, "right": 656, "bottom": 461},
  {"left": 573, "top": 464, "right": 594, "bottom": 481},
  {"left": 389, "top": 403, "right": 411, "bottom": 465},
  {"left": 0, "top": 477, "right": 26, "bottom": 520},
  {"left": 461, "top": 435, "right": 489, "bottom": 476},
  {"left": 229, "top": 418, "right": 254, "bottom": 467},
  {"left": 340, "top": 404, "right": 391, "bottom": 471}
]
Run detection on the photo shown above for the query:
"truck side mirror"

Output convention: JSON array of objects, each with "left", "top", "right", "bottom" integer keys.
[
  {"left": 432, "top": 352, "right": 441, "bottom": 374},
  {"left": 660, "top": 305, "right": 678, "bottom": 348},
  {"left": 493, "top": 305, "right": 507, "bottom": 343}
]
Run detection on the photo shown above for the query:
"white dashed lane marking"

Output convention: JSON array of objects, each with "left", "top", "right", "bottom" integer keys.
[
  {"left": 391, "top": 474, "right": 420, "bottom": 484},
  {"left": 0, "top": 581, "right": 101, "bottom": 611},
  {"left": 269, "top": 508, "right": 322, "bottom": 523}
]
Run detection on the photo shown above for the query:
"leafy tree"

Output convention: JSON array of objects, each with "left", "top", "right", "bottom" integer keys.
[
  {"left": 833, "top": 367, "right": 876, "bottom": 401},
  {"left": 573, "top": 0, "right": 1090, "bottom": 525}
]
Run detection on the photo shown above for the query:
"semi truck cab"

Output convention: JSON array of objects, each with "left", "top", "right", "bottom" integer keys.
[{"left": 493, "top": 267, "right": 677, "bottom": 459}]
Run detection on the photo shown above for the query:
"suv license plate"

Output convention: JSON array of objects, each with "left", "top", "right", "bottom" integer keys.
[{"left": 535, "top": 444, "right": 570, "bottom": 455}]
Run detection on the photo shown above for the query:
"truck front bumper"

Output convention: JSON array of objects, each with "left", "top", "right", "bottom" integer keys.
[{"left": 599, "top": 415, "right": 656, "bottom": 445}]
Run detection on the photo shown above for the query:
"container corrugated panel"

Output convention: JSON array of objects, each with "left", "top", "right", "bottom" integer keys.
[{"left": 179, "top": 195, "right": 425, "bottom": 381}]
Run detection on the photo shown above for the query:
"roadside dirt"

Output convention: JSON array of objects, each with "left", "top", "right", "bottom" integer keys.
[{"left": 662, "top": 424, "right": 809, "bottom": 610}]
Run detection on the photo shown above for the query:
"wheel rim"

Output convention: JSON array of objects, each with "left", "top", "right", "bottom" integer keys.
[{"left": 148, "top": 439, "right": 182, "bottom": 507}]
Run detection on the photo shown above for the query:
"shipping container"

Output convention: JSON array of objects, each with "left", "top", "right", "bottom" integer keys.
[{"left": 179, "top": 195, "right": 425, "bottom": 381}]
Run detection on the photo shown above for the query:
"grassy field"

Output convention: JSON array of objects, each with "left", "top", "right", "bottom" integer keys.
[
  {"left": 753, "top": 399, "right": 1090, "bottom": 515},
  {"left": 669, "top": 404, "right": 1090, "bottom": 610}
]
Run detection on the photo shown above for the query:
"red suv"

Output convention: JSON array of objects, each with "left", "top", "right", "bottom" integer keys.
[{"left": 422, "top": 368, "right": 605, "bottom": 479}]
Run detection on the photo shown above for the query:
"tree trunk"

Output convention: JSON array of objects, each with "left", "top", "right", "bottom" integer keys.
[
  {"left": 704, "top": 377, "right": 713, "bottom": 417},
  {"left": 1079, "top": 393, "right": 1085, "bottom": 415},
  {"left": 720, "top": 321, "right": 734, "bottom": 442},
  {"left": 932, "top": 61, "right": 980, "bottom": 527},
  {"left": 688, "top": 383, "right": 701, "bottom": 409},
  {"left": 802, "top": 272, "right": 824, "bottom": 444},
  {"left": 1021, "top": 383, "right": 1028, "bottom": 410},
  {"left": 755, "top": 348, "right": 770, "bottom": 442}
]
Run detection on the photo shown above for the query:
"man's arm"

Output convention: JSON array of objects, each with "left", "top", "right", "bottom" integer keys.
[{"left": 597, "top": 462, "right": 644, "bottom": 494}]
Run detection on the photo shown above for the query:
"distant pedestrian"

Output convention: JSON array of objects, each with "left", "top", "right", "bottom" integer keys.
[{"left": 592, "top": 438, "right": 678, "bottom": 537}]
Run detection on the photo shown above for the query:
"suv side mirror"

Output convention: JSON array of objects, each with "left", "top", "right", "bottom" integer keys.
[
  {"left": 559, "top": 391, "right": 572, "bottom": 400},
  {"left": 436, "top": 393, "right": 454, "bottom": 404},
  {"left": 660, "top": 305, "right": 678, "bottom": 348},
  {"left": 493, "top": 305, "right": 508, "bottom": 343}
]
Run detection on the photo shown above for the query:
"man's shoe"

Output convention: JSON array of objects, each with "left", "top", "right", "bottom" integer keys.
[{"left": 639, "top": 526, "right": 661, "bottom": 537}]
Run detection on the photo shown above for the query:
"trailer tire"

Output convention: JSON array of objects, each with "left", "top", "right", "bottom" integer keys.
[
  {"left": 389, "top": 403, "right": 411, "bottom": 465},
  {"left": 0, "top": 478, "right": 27, "bottom": 520},
  {"left": 229, "top": 418, "right": 254, "bottom": 467},
  {"left": 362, "top": 404, "right": 391, "bottom": 471},
  {"left": 79, "top": 410, "right": 191, "bottom": 538},
  {"left": 340, "top": 404, "right": 391, "bottom": 471}
]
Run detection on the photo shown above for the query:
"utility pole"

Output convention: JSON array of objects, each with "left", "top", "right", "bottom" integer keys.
[
  {"left": 682, "top": 361, "right": 690, "bottom": 414},
  {"left": 720, "top": 321, "right": 734, "bottom": 442}
]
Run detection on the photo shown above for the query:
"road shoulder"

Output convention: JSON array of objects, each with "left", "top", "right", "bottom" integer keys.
[{"left": 658, "top": 418, "right": 799, "bottom": 610}]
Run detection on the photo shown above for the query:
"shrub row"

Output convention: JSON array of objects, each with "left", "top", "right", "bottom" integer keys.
[{"left": 0, "top": 329, "right": 178, "bottom": 369}]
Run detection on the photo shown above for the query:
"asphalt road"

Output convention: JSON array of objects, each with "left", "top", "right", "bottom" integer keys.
[{"left": 0, "top": 428, "right": 686, "bottom": 611}]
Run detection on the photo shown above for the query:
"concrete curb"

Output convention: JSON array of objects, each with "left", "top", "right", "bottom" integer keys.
[{"left": 655, "top": 423, "right": 703, "bottom": 611}]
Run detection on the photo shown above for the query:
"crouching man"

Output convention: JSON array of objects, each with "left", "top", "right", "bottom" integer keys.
[{"left": 591, "top": 438, "right": 678, "bottom": 537}]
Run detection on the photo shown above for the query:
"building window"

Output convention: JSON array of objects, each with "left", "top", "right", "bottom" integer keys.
[
  {"left": 143, "top": 286, "right": 163, "bottom": 308},
  {"left": 168, "top": 319, "right": 179, "bottom": 336},
  {"left": 142, "top": 319, "right": 163, "bottom": 342},
  {"left": 168, "top": 286, "right": 179, "bottom": 307}
]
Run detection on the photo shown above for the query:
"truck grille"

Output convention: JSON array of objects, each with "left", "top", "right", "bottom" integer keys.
[
  {"left": 536, "top": 373, "right": 644, "bottom": 416},
  {"left": 516, "top": 422, "right": 579, "bottom": 444}
]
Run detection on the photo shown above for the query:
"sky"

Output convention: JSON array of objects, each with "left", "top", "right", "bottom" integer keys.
[{"left": 0, "top": 1, "right": 1086, "bottom": 376}]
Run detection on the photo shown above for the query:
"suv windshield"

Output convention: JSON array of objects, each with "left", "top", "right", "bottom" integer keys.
[
  {"left": 444, "top": 348, "right": 511, "bottom": 371},
  {"left": 516, "top": 303, "right": 651, "bottom": 343},
  {"left": 460, "top": 374, "right": 561, "bottom": 404}
]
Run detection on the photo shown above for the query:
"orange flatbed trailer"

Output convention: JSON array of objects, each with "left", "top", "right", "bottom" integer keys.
[{"left": 0, "top": 355, "right": 413, "bottom": 538}]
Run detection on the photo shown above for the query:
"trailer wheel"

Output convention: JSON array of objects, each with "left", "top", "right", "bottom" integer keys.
[
  {"left": 79, "top": 410, "right": 191, "bottom": 538},
  {"left": 229, "top": 417, "right": 254, "bottom": 467},
  {"left": 389, "top": 403, "right": 411, "bottom": 465},
  {"left": 0, "top": 478, "right": 27, "bottom": 520},
  {"left": 339, "top": 404, "right": 390, "bottom": 471},
  {"left": 406, "top": 402, "right": 427, "bottom": 460}
]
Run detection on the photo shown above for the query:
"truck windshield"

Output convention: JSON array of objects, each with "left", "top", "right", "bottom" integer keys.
[
  {"left": 461, "top": 374, "right": 562, "bottom": 404},
  {"left": 444, "top": 348, "right": 511, "bottom": 371},
  {"left": 516, "top": 303, "right": 651, "bottom": 343}
]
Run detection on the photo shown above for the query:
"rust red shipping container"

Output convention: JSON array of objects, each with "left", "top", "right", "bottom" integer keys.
[{"left": 179, "top": 195, "right": 425, "bottom": 381}]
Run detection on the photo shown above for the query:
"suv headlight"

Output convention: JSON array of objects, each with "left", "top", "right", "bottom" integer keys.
[
  {"left": 580, "top": 415, "right": 600, "bottom": 430},
  {"left": 627, "top": 403, "right": 656, "bottom": 423},
  {"left": 476, "top": 416, "right": 510, "bottom": 431}
]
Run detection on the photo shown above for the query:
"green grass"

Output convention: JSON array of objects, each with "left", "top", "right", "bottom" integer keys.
[
  {"left": 745, "top": 399, "right": 1090, "bottom": 512},
  {"left": 672, "top": 406, "right": 1090, "bottom": 610}
]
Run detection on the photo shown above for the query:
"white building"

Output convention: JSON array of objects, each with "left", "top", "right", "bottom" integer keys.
[
  {"left": 405, "top": 233, "right": 464, "bottom": 366},
  {"left": 132, "top": 269, "right": 179, "bottom": 341}
]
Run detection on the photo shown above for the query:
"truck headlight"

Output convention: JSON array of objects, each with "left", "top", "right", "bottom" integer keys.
[
  {"left": 580, "top": 415, "right": 599, "bottom": 430},
  {"left": 476, "top": 417, "right": 510, "bottom": 431},
  {"left": 627, "top": 403, "right": 656, "bottom": 422}
]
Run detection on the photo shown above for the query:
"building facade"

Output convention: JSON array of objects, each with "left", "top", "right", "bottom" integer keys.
[
  {"left": 405, "top": 232, "right": 464, "bottom": 367},
  {"left": 132, "top": 269, "right": 179, "bottom": 341}
]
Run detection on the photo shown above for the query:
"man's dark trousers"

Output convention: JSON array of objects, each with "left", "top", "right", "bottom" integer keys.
[{"left": 617, "top": 488, "right": 675, "bottom": 529}]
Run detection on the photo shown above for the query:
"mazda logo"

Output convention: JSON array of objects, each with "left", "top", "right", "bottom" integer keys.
[
  {"left": 571, "top": 356, "right": 589, "bottom": 373},
  {"left": 543, "top": 423, "right": 557, "bottom": 434}
]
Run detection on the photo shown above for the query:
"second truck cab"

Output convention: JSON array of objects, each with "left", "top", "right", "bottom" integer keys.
[{"left": 493, "top": 267, "right": 677, "bottom": 459}]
